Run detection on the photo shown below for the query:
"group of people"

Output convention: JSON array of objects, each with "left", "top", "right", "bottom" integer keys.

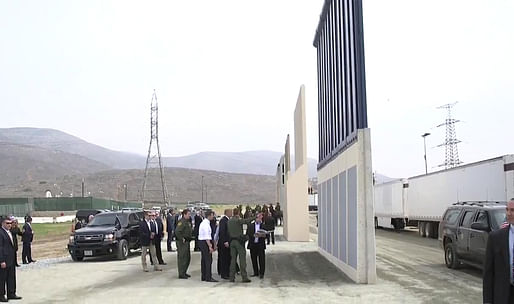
[
  {"left": 0, "top": 215, "right": 35, "bottom": 302},
  {"left": 140, "top": 204, "right": 280, "bottom": 283}
]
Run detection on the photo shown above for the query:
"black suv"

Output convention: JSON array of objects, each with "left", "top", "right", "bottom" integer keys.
[
  {"left": 68, "top": 210, "right": 144, "bottom": 261},
  {"left": 439, "top": 201, "right": 507, "bottom": 269}
]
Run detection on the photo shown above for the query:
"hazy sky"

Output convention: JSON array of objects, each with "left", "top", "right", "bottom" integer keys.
[{"left": 1, "top": 0, "right": 513, "bottom": 178}]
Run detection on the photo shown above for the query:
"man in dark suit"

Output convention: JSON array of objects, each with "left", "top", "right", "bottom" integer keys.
[
  {"left": 21, "top": 216, "right": 35, "bottom": 264},
  {"left": 0, "top": 216, "right": 22, "bottom": 301},
  {"left": 217, "top": 209, "right": 232, "bottom": 279},
  {"left": 166, "top": 210, "right": 176, "bottom": 252},
  {"left": 150, "top": 212, "right": 166, "bottom": 265},
  {"left": 484, "top": 199, "right": 514, "bottom": 304},
  {"left": 246, "top": 212, "right": 267, "bottom": 279},
  {"left": 139, "top": 211, "right": 162, "bottom": 272},
  {"left": 193, "top": 211, "right": 203, "bottom": 252}
]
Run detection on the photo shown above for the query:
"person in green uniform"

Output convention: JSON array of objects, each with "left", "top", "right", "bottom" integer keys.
[
  {"left": 228, "top": 208, "right": 255, "bottom": 283},
  {"left": 175, "top": 209, "right": 193, "bottom": 279}
]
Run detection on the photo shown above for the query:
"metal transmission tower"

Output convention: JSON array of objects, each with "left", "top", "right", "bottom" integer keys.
[
  {"left": 437, "top": 102, "right": 462, "bottom": 169},
  {"left": 141, "top": 90, "right": 169, "bottom": 207}
]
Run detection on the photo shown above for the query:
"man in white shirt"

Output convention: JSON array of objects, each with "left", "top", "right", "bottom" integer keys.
[{"left": 198, "top": 210, "right": 217, "bottom": 282}]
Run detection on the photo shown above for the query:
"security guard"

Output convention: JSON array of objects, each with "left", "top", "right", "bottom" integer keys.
[
  {"left": 228, "top": 208, "right": 255, "bottom": 283},
  {"left": 175, "top": 209, "right": 193, "bottom": 279}
]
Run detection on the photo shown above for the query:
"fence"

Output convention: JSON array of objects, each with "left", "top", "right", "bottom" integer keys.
[{"left": 0, "top": 197, "right": 142, "bottom": 216}]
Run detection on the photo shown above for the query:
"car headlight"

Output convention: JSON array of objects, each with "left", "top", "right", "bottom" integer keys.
[
  {"left": 104, "top": 233, "right": 115, "bottom": 241},
  {"left": 69, "top": 236, "right": 75, "bottom": 244}
]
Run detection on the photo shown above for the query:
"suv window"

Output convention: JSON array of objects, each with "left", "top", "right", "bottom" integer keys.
[
  {"left": 475, "top": 211, "right": 489, "bottom": 226},
  {"left": 129, "top": 213, "right": 139, "bottom": 225},
  {"left": 444, "top": 209, "right": 461, "bottom": 225},
  {"left": 460, "top": 210, "right": 476, "bottom": 227}
]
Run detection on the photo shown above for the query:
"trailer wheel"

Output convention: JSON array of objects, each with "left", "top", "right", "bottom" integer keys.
[
  {"left": 425, "top": 222, "right": 432, "bottom": 238},
  {"left": 418, "top": 222, "right": 426, "bottom": 237}
]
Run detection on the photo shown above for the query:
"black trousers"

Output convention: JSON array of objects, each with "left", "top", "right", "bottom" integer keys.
[
  {"left": 510, "top": 285, "right": 514, "bottom": 304},
  {"left": 22, "top": 242, "right": 32, "bottom": 263},
  {"left": 250, "top": 247, "right": 265, "bottom": 276},
  {"left": 150, "top": 238, "right": 164, "bottom": 264},
  {"left": 266, "top": 232, "right": 275, "bottom": 245},
  {"left": 199, "top": 240, "right": 212, "bottom": 280},
  {"left": 167, "top": 230, "right": 174, "bottom": 251},
  {"left": 0, "top": 265, "right": 16, "bottom": 297},
  {"left": 218, "top": 244, "right": 231, "bottom": 278}
]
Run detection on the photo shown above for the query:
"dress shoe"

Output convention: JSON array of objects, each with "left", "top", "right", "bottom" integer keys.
[
  {"left": 178, "top": 275, "right": 188, "bottom": 279},
  {"left": 15, "top": 264, "right": 20, "bottom": 267},
  {"left": 242, "top": 278, "right": 252, "bottom": 283},
  {"left": 29, "top": 260, "right": 36, "bottom": 263},
  {"left": 259, "top": 275, "right": 264, "bottom": 279},
  {"left": 154, "top": 268, "right": 163, "bottom": 272},
  {"left": 206, "top": 278, "right": 218, "bottom": 282},
  {"left": 221, "top": 276, "right": 230, "bottom": 280},
  {"left": 159, "top": 262, "right": 167, "bottom": 265},
  {"left": 0, "top": 296, "right": 7, "bottom": 302},
  {"left": 251, "top": 274, "right": 259, "bottom": 277},
  {"left": 185, "top": 274, "right": 191, "bottom": 278},
  {"left": 22, "top": 262, "right": 28, "bottom": 265},
  {"left": 7, "top": 295, "right": 22, "bottom": 300},
  {"left": 201, "top": 278, "right": 206, "bottom": 281}
]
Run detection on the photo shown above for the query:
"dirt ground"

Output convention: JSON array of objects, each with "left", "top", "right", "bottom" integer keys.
[{"left": 15, "top": 217, "right": 482, "bottom": 303}]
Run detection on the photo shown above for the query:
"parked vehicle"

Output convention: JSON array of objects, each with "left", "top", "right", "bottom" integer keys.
[
  {"left": 439, "top": 201, "right": 506, "bottom": 269},
  {"left": 374, "top": 154, "right": 514, "bottom": 238},
  {"left": 71, "top": 209, "right": 107, "bottom": 232},
  {"left": 68, "top": 210, "right": 144, "bottom": 261}
]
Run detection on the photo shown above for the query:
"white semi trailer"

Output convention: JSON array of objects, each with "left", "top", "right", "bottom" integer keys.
[
  {"left": 374, "top": 155, "right": 514, "bottom": 238},
  {"left": 374, "top": 179, "right": 407, "bottom": 230}
]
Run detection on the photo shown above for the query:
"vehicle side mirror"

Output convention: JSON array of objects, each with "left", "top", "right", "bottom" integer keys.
[{"left": 471, "top": 222, "right": 489, "bottom": 232}]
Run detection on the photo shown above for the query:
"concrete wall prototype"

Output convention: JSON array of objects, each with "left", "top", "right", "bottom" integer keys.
[
  {"left": 283, "top": 86, "right": 310, "bottom": 242},
  {"left": 317, "top": 129, "right": 376, "bottom": 283}
]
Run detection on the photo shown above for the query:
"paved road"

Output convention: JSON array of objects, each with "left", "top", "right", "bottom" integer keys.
[
  {"left": 14, "top": 226, "right": 482, "bottom": 303},
  {"left": 375, "top": 228, "right": 482, "bottom": 303}
]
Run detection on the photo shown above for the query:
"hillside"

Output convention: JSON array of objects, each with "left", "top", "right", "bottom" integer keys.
[
  {"left": 163, "top": 150, "right": 318, "bottom": 177},
  {"left": 0, "top": 167, "right": 276, "bottom": 204},
  {"left": 0, "top": 128, "right": 318, "bottom": 176},
  {"left": 0, "top": 128, "right": 145, "bottom": 169},
  {"left": 0, "top": 142, "right": 110, "bottom": 185}
]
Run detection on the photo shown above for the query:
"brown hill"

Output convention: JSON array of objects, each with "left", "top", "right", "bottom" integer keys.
[{"left": 0, "top": 167, "right": 276, "bottom": 204}]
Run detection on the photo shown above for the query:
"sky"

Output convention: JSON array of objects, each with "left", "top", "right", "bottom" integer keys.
[{"left": 1, "top": 0, "right": 513, "bottom": 178}]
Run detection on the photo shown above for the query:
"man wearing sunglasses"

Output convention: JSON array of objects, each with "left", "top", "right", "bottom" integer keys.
[{"left": 0, "top": 216, "right": 22, "bottom": 302}]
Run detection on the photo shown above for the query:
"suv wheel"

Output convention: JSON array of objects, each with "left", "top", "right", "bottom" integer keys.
[
  {"left": 444, "top": 242, "right": 460, "bottom": 269},
  {"left": 117, "top": 239, "right": 129, "bottom": 260},
  {"left": 71, "top": 254, "right": 84, "bottom": 262}
]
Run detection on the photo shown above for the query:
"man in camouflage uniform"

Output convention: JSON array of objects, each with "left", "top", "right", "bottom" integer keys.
[
  {"left": 175, "top": 209, "right": 193, "bottom": 279},
  {"left": 228, "top": 208, "right": 254, "bottom": 283}
]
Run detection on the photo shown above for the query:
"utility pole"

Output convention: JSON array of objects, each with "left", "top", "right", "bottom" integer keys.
[
  {"left": 421, "top": 133, "right": 430, "bottom": 174},
  {"left": 201, "top": 175, "right": 204, "bottom": 203}
]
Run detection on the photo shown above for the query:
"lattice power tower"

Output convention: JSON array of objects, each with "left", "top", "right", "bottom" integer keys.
[
  {"left": 437, "top": 102, "right": 462, "bottom": 169},
  {"left": 141, "top": 90, "right": 169, "bottom": 207}
]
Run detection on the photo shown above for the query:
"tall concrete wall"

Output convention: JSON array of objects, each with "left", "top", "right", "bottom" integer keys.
[
  {"left": 317, "top": 129, "right": 376, "bottom": 283},
  {"left": 283, "top": 86, "right": 310, "bottom": 242}
]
